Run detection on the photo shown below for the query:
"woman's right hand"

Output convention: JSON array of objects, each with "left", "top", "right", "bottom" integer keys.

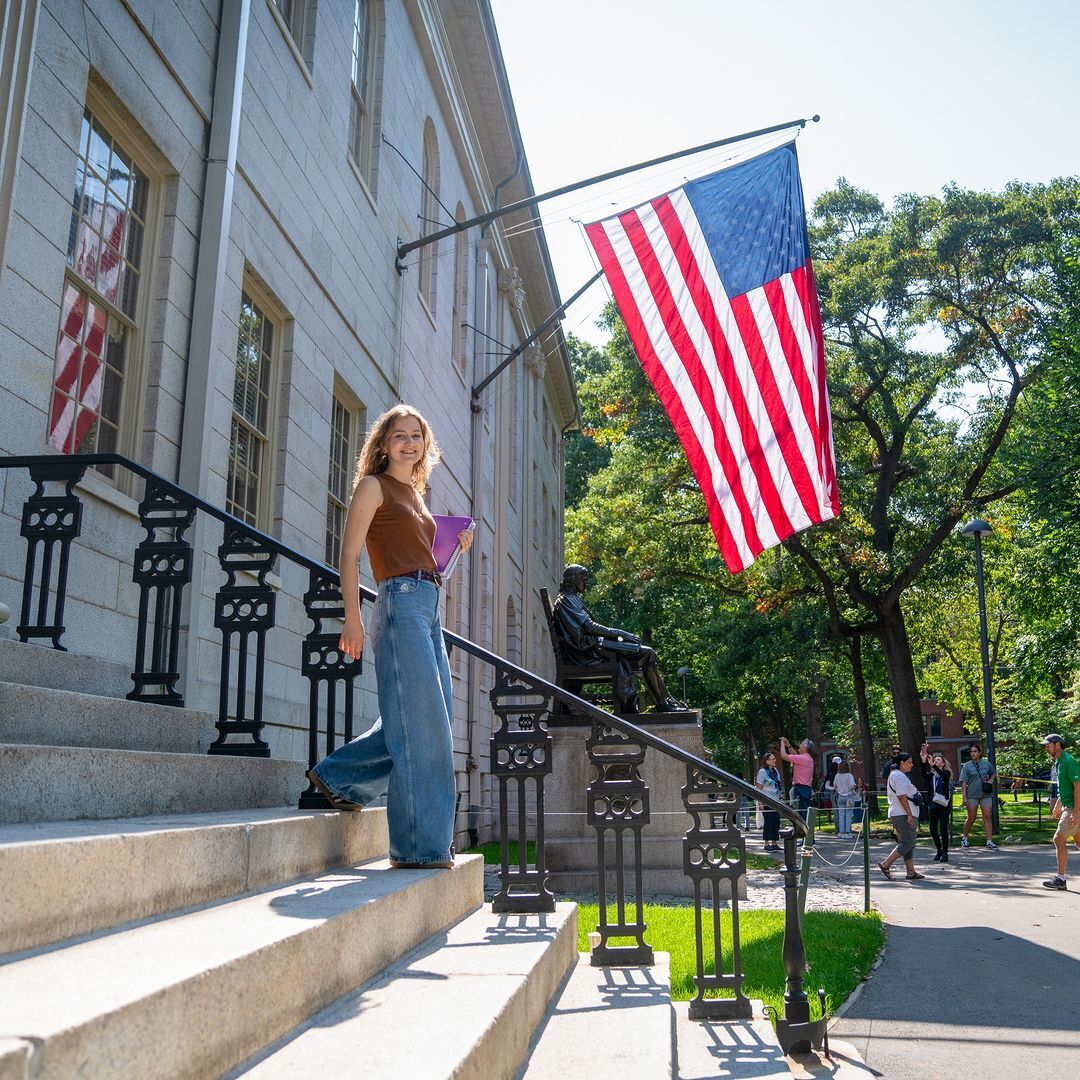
[{"left": 339, "top": 617, "right": 365, "bottom": 660}]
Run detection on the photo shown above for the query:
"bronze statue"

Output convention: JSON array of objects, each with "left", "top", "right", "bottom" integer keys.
[{"left": 551, "top": 564, "right": 688, "bottom": 714}]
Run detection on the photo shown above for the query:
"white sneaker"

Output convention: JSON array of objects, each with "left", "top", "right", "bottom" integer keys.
[
  {"left": 986, "top": 840, "right": 999, "bottom": 850},
  {"left": 961, "top": 836, "right": 970, "bottom": 848}
]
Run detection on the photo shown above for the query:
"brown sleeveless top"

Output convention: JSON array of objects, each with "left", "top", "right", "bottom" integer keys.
[{"left": 366, "top": 472, "right": 437, "bottom": 583}]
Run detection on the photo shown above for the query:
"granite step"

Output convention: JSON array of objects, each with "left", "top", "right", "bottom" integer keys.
[
  {"left": 0, "top": 855, "right": 484, "bottom": 1080},
  {"left": 229, "top": 902, "right": 578, "bottom": 1080},
  {"left": 0, "top": 637, "right": 132, "bottom": 699},
  {"left": 0, "top": 742, "right": 304, "bottom": 825},
  {"left": 0, "top": 680, "right": 215, "bottom": 753},
  {"left": 520, "top": 952, "right": 675, "bottom": 1080},
  {"left": 0, "top": 806, "right": 389, "bottom": 955}
]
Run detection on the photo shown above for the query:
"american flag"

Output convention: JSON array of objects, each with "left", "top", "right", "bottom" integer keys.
[{"left": 585, "top": 143, "right": 838, "bottom": 573}]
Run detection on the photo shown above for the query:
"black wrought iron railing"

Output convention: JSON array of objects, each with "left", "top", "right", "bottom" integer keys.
[{"left": 0, "top": 453, "right": 820, "bottom": 1048}]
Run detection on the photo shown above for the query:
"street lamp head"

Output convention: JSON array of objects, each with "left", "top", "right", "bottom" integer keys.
[
  {"left": 676, "top": 666, "right": 692, "bottom": 677},
  {"left": 961, "top": 518, "right": 992, "bottom": 538}
]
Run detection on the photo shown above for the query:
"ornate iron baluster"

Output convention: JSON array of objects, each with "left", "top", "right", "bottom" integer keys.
[
  {"left": 682, "top": 763, "right": 751, "bottom": 1019},
  {"left": 489, "top": 669, "right": 554, "bottom": 913},
  {"left": 210, "top": 523, "right": 277, "bottom": 756},
  {"left": 16, "top": 461, "right": 88, "bottom": 649},
  {"left": 768, "top": 827, "right": 826, "bottom": 1053},
  {"left": 587, "top": 720, "right": 653, "bottom": 966},
  {"left": 128, "top": 482, "right": 195, "bottom": 705},
  {"left": 299, "top": 569, "right": 363, "bottom": 808}
]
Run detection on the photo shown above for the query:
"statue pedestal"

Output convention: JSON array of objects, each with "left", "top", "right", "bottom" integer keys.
[{"left": 543, "top": 711, "right": 747, "bottom": 900}]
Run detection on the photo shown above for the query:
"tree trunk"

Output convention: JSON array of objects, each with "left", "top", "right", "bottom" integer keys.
[
  {"left": 805, "top": 677, "right": 827, "bottom": 785},
  {"left": 849, "top": 635, "right": 880, "bottom": 818},
  {"left": 878, "top": 602, "right": 929, "bottom": 788}
]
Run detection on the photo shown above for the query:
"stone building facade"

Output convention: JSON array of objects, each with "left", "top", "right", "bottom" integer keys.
[{"left": 0, "top": 0, "right": 574, "bottom": 847}]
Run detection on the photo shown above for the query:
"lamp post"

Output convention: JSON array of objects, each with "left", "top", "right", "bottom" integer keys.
[
  {"left": 677, "top": 666, "right": 691, "bottom": 704},
  {"left": 961, "top": 518, "right": 999, "bottom": 833}
]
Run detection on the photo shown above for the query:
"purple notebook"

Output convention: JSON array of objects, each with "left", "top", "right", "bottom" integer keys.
[{"left": 432, "top": 515, "right": 474, "bottom": 575}]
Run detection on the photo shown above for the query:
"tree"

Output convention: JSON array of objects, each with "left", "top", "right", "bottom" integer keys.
[
  {"left": 784, "top": 177, "right": 1080, "bottom": 767},
  {"left": 564, "top": 313, "right": 862, "bottom": 775},
  {"left": 562, "top": 178, "right": 1080, "bottom": 784}
]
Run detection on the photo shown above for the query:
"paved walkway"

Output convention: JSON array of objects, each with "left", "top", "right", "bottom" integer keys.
[{"left": 817, "top": 836, "right": 1080, "bottom": 1079}]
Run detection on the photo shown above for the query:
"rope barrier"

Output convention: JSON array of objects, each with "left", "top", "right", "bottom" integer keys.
[{"left": 809, "top": 829, "right": 867, "bottom": 868}]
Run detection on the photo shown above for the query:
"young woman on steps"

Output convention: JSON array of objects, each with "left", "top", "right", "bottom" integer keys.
[{"left": 306, "top": 405, "right": 473, "bottom": 869}]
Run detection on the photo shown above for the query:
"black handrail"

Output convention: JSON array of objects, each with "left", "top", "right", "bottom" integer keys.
[
  {"left": 0, "top": 452, "right": 805, "bottom": 832},
  {"left": 2, "top": 450, "right": 821, "bottom": 1043}
]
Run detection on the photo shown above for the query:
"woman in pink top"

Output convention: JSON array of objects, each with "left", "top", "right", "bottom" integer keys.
[{"left": 780, "top": 735, "right": 816, "bottom": 819}]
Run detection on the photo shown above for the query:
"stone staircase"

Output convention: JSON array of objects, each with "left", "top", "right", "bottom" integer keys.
[
  {"left": 0, "top": 638, "right": 864, "bottom": 1079},
  {"left": 0, "top": 639, "right": 578, "bottom": 1079}
]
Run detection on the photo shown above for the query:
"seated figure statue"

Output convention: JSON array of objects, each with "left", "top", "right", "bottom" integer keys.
[{"left": 551, "top": 564, "right": 688, "bottom": 715}]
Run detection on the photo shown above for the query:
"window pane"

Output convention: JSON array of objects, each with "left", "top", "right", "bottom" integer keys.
[
  {"left": 87, "top": 121, "right": 111, "bottom": 185},
  {"left": 228, "top": 290, "right": 274, "bottom": 526},
  {"left": 352, "top": 0, "right": 368, "bottom": 96}
]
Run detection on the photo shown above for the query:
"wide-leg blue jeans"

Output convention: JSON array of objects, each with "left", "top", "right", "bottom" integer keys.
[{"left": 311, "top": 575, "right": 455, "bottom": 864}]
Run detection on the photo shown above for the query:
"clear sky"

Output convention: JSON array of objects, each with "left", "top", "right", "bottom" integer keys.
[{"left": 488, "top": 0, "right": 1080, "bottom": 344}]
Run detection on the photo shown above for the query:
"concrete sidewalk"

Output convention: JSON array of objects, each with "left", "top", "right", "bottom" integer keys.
[{"left": 818, "top": 836, "right": 1079, "bottom": 1078}]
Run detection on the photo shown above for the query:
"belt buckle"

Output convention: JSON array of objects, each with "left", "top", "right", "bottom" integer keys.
[{"left": 431, "top": 570, "right": 443, "bottom": 587}]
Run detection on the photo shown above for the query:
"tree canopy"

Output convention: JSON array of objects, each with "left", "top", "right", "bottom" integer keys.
[{"left": 564, "top": 177, "right": 1080, "bottom": 779}]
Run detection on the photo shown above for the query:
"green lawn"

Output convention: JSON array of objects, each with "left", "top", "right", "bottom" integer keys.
[
  {"left": 463, "top": 840, "right": 536, "bottom": 865},
  {"left": 574, "top": 903, "right": 883, "bottom": 1017}
]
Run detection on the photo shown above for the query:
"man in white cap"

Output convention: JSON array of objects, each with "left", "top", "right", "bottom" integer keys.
[{"left": 1042, "top": 734, "right": 1080, "bottom": 890}]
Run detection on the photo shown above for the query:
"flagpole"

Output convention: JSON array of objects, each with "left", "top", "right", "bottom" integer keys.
[
  {"left": 471, "top": 269, "right": 604, "bottom": 403},
  {"left": 396, "top": 115, "right": 819, "bottom": 270}
]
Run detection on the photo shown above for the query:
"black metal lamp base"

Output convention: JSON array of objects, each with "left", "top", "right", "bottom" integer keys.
[{"left": 773, "top": 1016, "right": 826, "bottom": 1056}]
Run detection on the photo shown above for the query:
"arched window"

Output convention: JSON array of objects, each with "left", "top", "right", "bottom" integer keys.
[
  {"left": 451, "top": 202, "right": 469, "bottom": 372},
  {"left": 417, "top": 119, "right": 440, "bottom": 316},
  {"left": 349, "top": 0, "right": 384, "bottom": 193}
]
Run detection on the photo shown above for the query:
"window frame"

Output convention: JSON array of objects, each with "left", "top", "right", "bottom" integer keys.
[
  {"left": 348, "top": 0, "right": 382, "bottom": 198},
  {"left": 49, "top": 94, "right": 161, "bottom": 491},
  {"left": 226, "top": 277, "right": 283, "bottom": 531},
  {"left": 268, "top": 0, "right": 317, "bottom": 80},
  {"left": 417, "top": 119, "right": 440, "bottom": 320},
  {"left": 325, "top": 384, "right": 364, "bottom": 569}
]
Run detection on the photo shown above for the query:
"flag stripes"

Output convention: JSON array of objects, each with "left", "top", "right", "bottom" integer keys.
[{"left": 585, "top": 148, "right": 838, "bottom": 572}]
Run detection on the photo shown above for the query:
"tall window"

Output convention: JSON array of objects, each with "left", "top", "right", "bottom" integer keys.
[
  {"left": 349, "top": 0, "right": 381, "bottom": 189},
  {"left": 227, "top": 290, "right": 276, "bottom": 527},
  {"left": 326, "top": 391, "right": 361, "bottom": 567},
  {"left": 49, "top": 108, "right": 149, "bottom": 474},
  {"left": 451, "top": 203, "right": 469, "bottom": 372},
  {"left": 273, "top": 0, "right": 316, "bottom": 68},
  {"left": 417, "top": 120, "right": 440, "bottom": 316}
]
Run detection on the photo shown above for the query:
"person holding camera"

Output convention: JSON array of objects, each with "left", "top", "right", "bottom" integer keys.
[
  {"left": 920, "top": 744, "right": 953, "bottom": 862},
  {"left": 779, "top": 735, "right": 815, "bottom": 819},
  {"left": 878, "top": 752, "right": 925, "bottom": 880},
  {"left": 959, "top": 743, "right": 998, "bottom": 850}
]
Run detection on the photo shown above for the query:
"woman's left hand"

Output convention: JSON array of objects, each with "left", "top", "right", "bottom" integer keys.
[{"left": 457, "top": 529, "right": 474, "bottom": 553}]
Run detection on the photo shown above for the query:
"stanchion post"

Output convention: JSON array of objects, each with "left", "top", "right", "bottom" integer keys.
[
  {"left": 798, "top": 806, "right": 815, "bottom": 919},
  {"left": 862, "top": 813, "right": 870, "bottom": 914}
]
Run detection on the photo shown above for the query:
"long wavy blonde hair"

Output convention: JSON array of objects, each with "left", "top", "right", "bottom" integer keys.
[{"left": 355, "top": 404, "right": 441, "bottom": 493}]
